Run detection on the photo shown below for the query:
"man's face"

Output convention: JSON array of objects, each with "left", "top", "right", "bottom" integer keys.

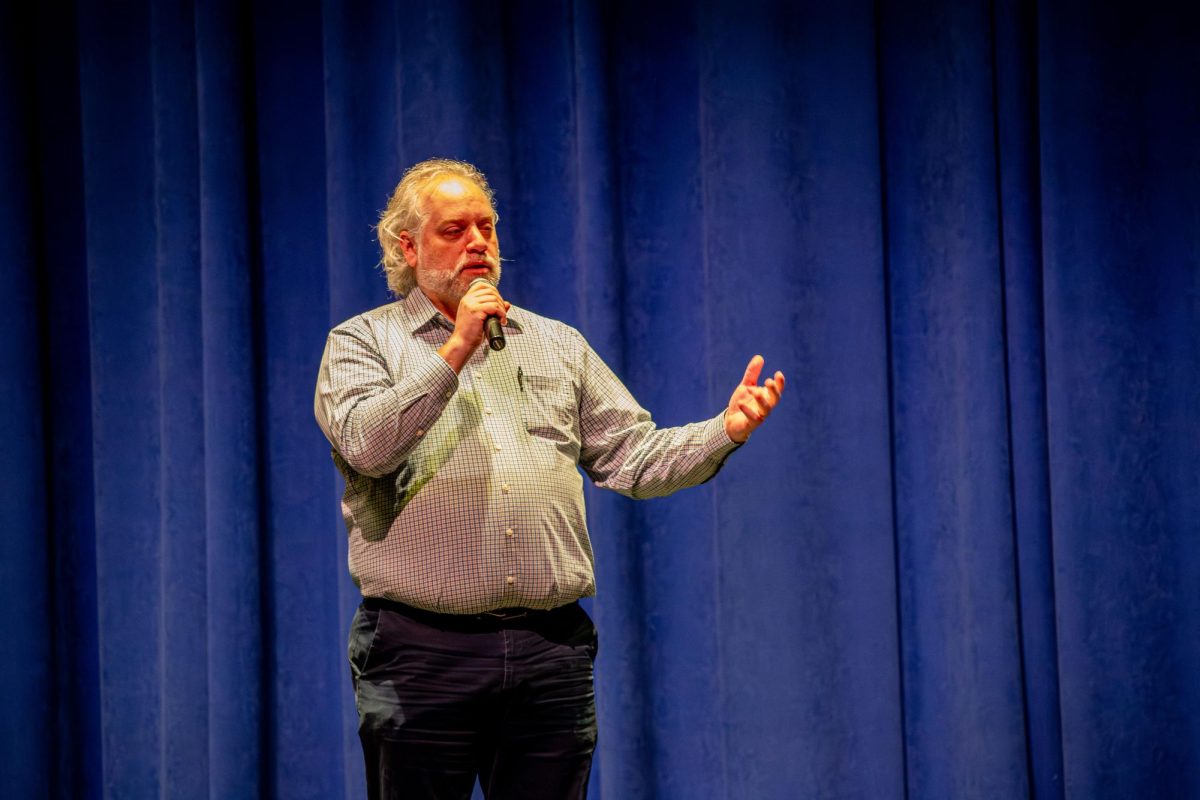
[{"left": 400, "top": 176, "right": 501, "bottom": 315}]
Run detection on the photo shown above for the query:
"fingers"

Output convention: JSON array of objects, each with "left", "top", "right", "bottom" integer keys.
[
  {"left": 733, "top": 386, "right": 768, "bottom": 419},
  {"left": 736, "top": 371, "right": 783, "bottom": 418},
  {"left": 452, "top": 285, "right": 507, "bottom": 349},
  {"left": 763, "top": 371, "right": 785, "bottom": 403},
  {"left": 727, "top": 360, "right": 784, "bottom": 441},
  {"left": 737, "top": 398, "right": 765, "bottom": 423},
  {"left": 753, "top": 386, "right": 774, "bottom": 413},
  {"left": 462, "top": 281, "right": 507, "bottom": 323},
  {"left": 732, "top": 361, "right": 781, "bottom": 408},
  {"left": 741, "top": 355, "right": 764, "bottom": 386},
  {"left": 467, "top": 280, "right": 503, "bottom": 305}
]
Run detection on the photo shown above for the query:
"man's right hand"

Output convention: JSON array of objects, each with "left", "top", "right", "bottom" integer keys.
[{"left": 437, "top": 280, "right": 510, "bottom": 373}]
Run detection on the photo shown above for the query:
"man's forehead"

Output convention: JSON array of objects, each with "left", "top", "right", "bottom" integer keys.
[
  {"left": 430, "top": 176, "right": 474, "bottom": 197},
  {"left": 418, "top": 177, "right": 494, "bottom": 227},
  {"left": 423, "top": 175, "right": 490, "bottom": 208}
]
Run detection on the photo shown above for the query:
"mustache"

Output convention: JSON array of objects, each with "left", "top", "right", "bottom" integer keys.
[{"left": 455, "top": 258, "right": 500, "bottom": 275}]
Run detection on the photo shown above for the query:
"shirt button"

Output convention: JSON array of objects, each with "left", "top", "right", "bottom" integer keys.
[
  {"left": 443, "top": 391, "right": 451, "bottom": 399},
  {"left": 506, "top": 575, "right": 515, "bottom": 585},
  {"left": 501, "top": 483, "right": 510, "bottom": 494},
  {"left": 484, "top": 407, "right": 493, "bottom": 415},
  {"left": 494, "top": 444, "right": 502, "bottom": 452},
  {"left": 415, "top": 429, "right": 424, "bottom": 437},
  {"left": 505, "top": 527, "right": 515, "bottom": 537}
]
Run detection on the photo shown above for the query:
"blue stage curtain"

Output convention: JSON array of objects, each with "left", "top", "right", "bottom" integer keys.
[{"left": 2, "top": 0, "right": 1197, "bottom": 797}]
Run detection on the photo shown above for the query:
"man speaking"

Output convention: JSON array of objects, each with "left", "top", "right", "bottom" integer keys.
[{"left": 314, "top": 158, "right": 784, "bottom": 799}]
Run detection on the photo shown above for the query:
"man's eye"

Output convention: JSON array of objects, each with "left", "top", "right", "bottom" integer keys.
[{"left": 443, "top": 228, "right": 461, "bottom": 237}]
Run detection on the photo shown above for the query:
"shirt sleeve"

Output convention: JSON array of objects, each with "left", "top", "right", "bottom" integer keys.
[
  {"left": 314, "top": 317, "right": 459, "bottom": 478},
  {"left": 574, "top": 332, "right": 741, "bottom": 499}
]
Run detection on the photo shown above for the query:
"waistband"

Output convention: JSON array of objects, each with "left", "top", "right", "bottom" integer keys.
[{"left": 362, "top": 595, "right": 576, "bottom": 631}]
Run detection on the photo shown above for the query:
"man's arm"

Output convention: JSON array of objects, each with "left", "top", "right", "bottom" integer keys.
[
  {"left": 314, "top": 319, "right": 458, "bottom": 478},
  {"left": 575, "top": 336, "right": 783, "bottom": 499}
]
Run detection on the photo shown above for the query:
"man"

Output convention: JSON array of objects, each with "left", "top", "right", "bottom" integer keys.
[{"left": 314, "top": 158, "right": 784, "bottom": 799}]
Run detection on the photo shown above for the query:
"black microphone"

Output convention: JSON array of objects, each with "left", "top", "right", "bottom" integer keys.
[{"left": 469, "top": 277, "right": 506, "bottom": 351}]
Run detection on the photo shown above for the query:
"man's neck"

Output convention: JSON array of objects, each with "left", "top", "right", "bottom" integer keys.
[{"left": 420, "top": 287, "right": 457, "bottom": 322}]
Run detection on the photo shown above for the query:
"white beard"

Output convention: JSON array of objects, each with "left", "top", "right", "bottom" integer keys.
[{"left": 416, "top": 260, "right": 503, "bottom": 309}]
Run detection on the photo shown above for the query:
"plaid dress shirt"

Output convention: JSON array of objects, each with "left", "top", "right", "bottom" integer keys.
[{"left": 314, "top": 289, "right": 740, "bottom": 613}]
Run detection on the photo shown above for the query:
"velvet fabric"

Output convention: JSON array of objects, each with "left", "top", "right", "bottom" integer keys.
[{"left": 2, "top": 0, "right": 1197, "bottom": 798}]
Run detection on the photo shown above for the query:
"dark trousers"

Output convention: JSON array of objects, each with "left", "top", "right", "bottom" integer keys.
[{"left": 349, "top": 598, "right": 598, "bottom": 800}]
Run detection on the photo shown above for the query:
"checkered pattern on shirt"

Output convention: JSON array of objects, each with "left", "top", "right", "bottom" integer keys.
[{"left": 314, "top": 289, "right": 739, "bottom": 614}]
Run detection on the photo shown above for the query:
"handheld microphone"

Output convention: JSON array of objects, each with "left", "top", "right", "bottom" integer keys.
[{"left": 469, "top": 277, "right": 506, "bottom": 351}]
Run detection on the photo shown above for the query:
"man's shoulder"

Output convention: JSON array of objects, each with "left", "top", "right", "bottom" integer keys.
[{"left": 329, "top": 299, "right": 408, "bottom": 335}]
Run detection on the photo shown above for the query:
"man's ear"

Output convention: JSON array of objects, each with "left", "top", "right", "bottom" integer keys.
[{"left": 398, "top": 230, "right": 418, "bottom": 268}]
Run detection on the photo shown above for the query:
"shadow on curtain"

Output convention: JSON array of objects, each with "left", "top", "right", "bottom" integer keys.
[{"left": 2, "top": 0, "right": 1197, "bottom": 798}]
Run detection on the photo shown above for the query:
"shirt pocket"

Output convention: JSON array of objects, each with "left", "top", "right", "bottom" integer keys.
[{"left": 519, "top": 373, "right": 580, "bottom": 457}]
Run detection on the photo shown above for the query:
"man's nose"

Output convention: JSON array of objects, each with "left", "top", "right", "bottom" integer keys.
[{"left": 465, "top": 224, "right": 487, "bottom": 251}]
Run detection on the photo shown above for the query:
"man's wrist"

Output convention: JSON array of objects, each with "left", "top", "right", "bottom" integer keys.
[
  {"left": 437, "top": 333, "right": 477, "bottom": 374},
  {"left": 722, "top": 409, "right": 749, "bottom": 444}
]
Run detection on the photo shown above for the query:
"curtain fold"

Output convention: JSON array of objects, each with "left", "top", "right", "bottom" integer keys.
[
  {"left": 1038, "top": 2, "right": 1200, "bottom": 795},
  {"left": 196, "top": 1, "right": 265, "bottom": 796},
  {"left": 3, "top": 1, "right": 1197, "bottom": 798},
  {"left": 1, "top": 5, "right": 52, "bottom": 796},
  {"left": 992, "top": 1, "right": 1064, "bottom": 797},
  {"left": 878, "top": 1, "right": 1029, "bottom": 796}
]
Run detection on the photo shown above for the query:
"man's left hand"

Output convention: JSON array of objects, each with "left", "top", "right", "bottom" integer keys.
[{"left": 724, "top": 355, "right": 785, "bottom": 443}]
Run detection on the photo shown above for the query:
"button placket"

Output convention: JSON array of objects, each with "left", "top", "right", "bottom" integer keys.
[{"left": 475, "top": 352, "right": 523, "bottom": 592}]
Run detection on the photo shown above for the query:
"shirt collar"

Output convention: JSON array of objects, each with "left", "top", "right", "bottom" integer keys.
[{"left": 399, "top": 287, "right": 523, "bottom": 335}]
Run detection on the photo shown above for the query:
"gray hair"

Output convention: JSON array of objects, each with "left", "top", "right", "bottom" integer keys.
[{"left": 376, "top": 158, "right": 498, "bottom": 296}]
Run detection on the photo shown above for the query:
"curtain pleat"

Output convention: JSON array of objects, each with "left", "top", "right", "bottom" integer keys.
[
  {"left": 0, "top": 5, "right": 52, "bottom": 797},
  {"left": 1038, "top": 2, "right": 1200, "bottom": 795},
  {"left": 878, "top": 1, "right": 1030, "bottom": 796}
]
